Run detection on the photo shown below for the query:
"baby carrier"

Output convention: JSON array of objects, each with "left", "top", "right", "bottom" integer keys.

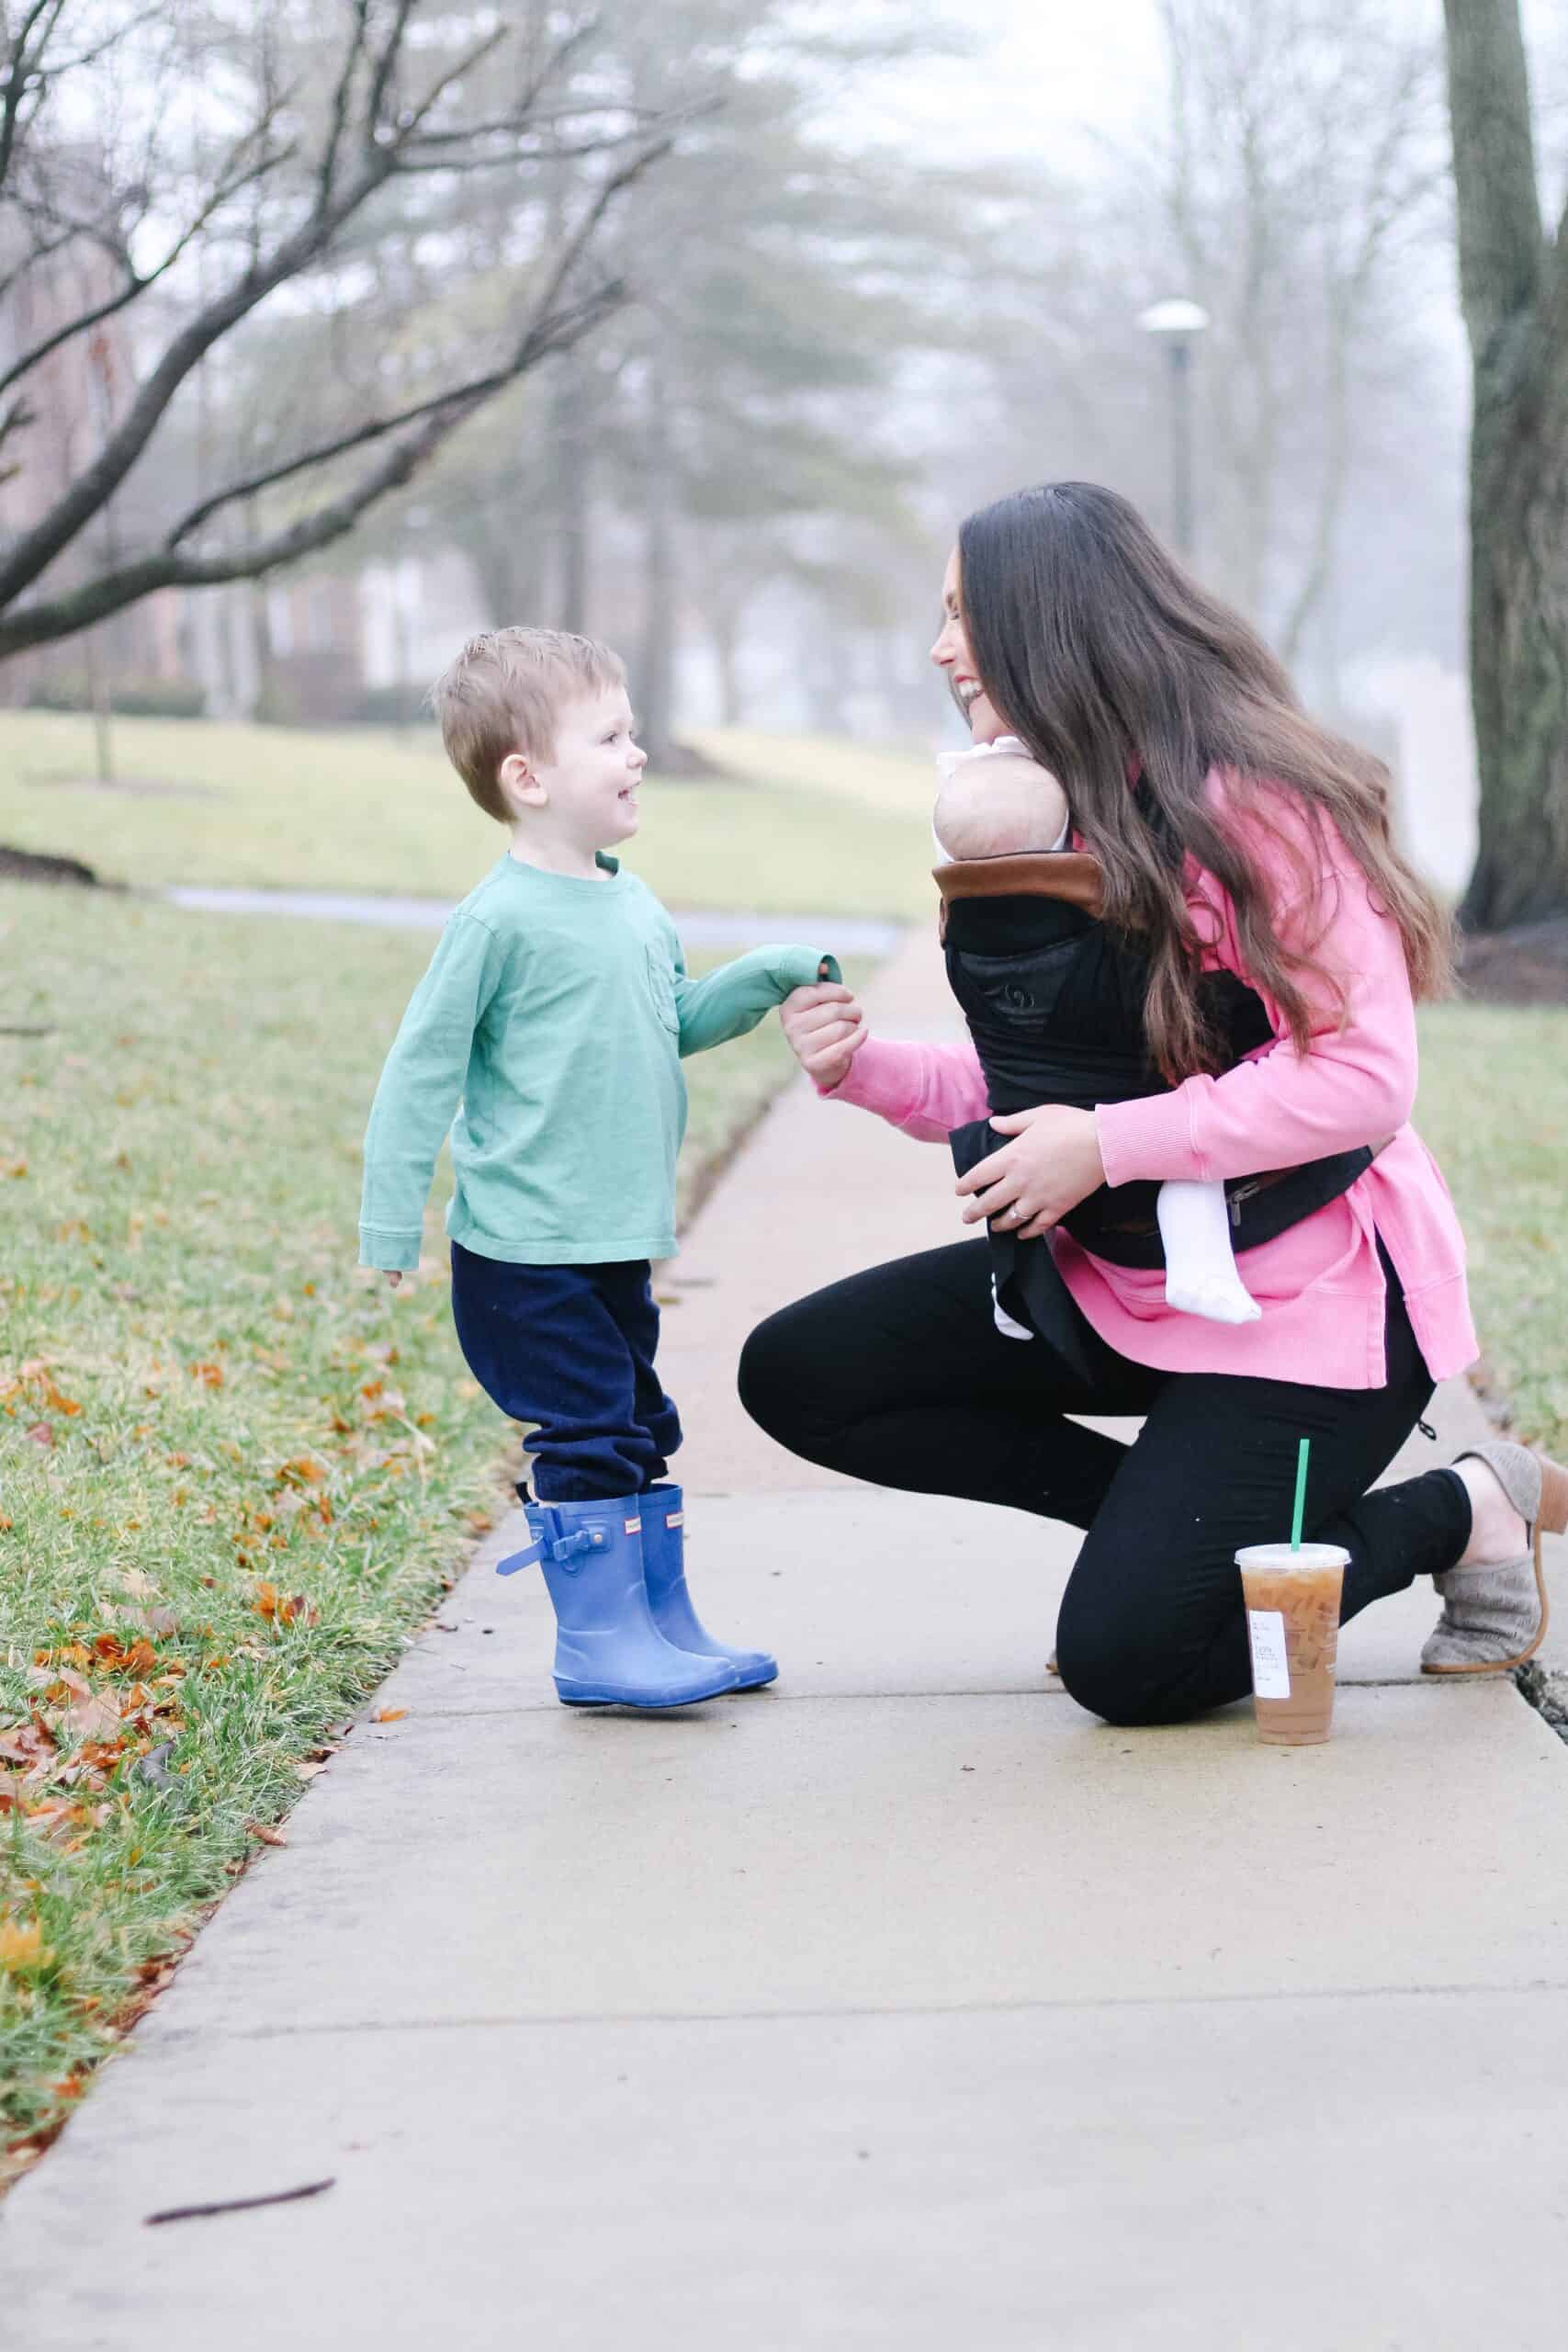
[{"left": 938, "top": 847, "right": 1377, "bottom": 1371}]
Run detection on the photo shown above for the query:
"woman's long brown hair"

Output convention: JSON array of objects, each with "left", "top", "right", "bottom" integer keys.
[{"left": 956, "top": 482, "right": 1452, "bottom": 1081}]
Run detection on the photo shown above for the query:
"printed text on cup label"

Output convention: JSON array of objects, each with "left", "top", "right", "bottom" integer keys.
[{"left": 1247, "top": 1609, "right": 1292, "bottom": 1700}]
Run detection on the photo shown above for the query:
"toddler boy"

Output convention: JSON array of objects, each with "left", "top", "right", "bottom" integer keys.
[{"left": 359, "top": 628, "right": 835, "bottom": 1707}]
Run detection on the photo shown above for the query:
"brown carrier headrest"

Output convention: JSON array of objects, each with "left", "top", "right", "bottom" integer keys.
[{"left": 933, "top": 853, "right": 1106, "bottom": 941}]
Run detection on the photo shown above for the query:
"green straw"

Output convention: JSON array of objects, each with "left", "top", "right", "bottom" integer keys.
[{"left": 1290, "top": 1437, "right": 1311, "bottom": 1552}]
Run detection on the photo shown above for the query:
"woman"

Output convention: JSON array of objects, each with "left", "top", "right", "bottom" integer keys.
[{"left": 740, "top": 482, "right": 1565, "bottom": 1726}]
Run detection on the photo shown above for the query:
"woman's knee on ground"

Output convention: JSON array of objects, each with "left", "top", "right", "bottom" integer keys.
[
  {"left": 1053, "top": 1617, "right": 1187, "bottom": 1726},
  {"left": 738, "top": 1303, "right": 838, "bottom": 1457},
  {"left": 1053, "top": 1572, "right": 1226, "bottom": 1728}
]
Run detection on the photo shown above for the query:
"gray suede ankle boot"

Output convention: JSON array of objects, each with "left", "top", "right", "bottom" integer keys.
[{"left": 1422, "top": 1441, "right": 1568, "bottom": 1676}]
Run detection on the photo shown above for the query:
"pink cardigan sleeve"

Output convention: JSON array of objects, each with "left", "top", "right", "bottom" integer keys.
[
  {"left": 818, "top": 1034, "right": 990, "bottom": 1144},
  {"left": 1096, "top": 796, "right": 1418, "bottom": 1188}
]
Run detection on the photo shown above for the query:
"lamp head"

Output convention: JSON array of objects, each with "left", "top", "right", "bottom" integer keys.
[{"left": 1138, "top": 299, "right": 1210, "bottom": 336}]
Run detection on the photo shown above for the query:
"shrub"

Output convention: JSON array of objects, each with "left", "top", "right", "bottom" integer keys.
[{"left": 24, "top": 673, "right": 207, "bottom": 719}]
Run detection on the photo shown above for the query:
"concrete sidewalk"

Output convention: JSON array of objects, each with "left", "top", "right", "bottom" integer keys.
[{"left": 4, "top": 933, "right": 1565, "bottom": 2350}]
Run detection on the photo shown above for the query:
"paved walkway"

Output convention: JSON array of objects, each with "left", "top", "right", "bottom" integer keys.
[
  {"left": 164, "top": 883, "right": 903, "bottom": 956},
  {"left": 5, "top": 935, "right": 1566, "bottom": 2349}
]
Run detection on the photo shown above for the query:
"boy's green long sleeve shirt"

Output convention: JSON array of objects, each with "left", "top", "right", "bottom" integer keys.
[{"left": 359, "top": 854, "right": 837, "bottom": 1272}]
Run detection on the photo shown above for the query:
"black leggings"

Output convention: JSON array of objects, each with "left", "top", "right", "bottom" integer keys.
[{"left": 738, "top": 1239, "right": 1472, "bottom": 1725}]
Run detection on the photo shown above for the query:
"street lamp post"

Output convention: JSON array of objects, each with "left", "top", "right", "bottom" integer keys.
[{"left": 1137, "top": 299, "right": 1210, "bottom": 559}]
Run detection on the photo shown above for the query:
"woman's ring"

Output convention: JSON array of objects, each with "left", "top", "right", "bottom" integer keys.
[{"left": 1008, "top": 1203, "right": 1025, "bottom": 1221}]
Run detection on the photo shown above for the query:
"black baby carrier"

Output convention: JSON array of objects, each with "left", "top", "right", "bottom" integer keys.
[{"left": 938, "top": 848, "right": 1376, "bottom": 1375}]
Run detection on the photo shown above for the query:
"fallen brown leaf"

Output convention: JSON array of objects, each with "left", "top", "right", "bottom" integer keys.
[
  {"left": 0, "top": 1918, "right": 50, "bottom": 1972},
  {"left": 278, "top": 1456, "right": 326, "bottom": 1486},
  {"left": 63, "top": 1691, "right": 123, "bottom": 1744},
  {"left": 372, "top": 1707, "right": 407, "bottom": 1724},
  {"left": 246, "top": 1821, "right": 288, "bottom": 1848}
]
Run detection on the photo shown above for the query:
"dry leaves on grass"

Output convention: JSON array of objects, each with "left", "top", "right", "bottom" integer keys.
[
  {"left": 277, "top": 1455, "right": 327, "bottom": 1487},
  {"left": 1, "top": 1636, "right": 188, "bottom": 1837},
  {"left": 62, "top": 1689, "right": 122, "bottom": 1744},
  {"left": 253, "top": 1582, "right": 317, "bottom": 1627},
  {"left": 0, "top": 1917, "right": 52, "bottom": 1973},
  {"left": 0, "top": 1363, "right": 79, "bottom": 1409}
]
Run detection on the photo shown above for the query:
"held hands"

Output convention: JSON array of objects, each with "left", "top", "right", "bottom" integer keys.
[
  {"left": 955, "top": 1104, "right": 1107, "bottom": 1241},
  {"left": 781, "top": 980, "right": 867, "bottom": 1091}
]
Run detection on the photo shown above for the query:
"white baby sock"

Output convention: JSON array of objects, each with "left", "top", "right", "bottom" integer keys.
[
  {"left": 1156, "top": 1179, "right": 1262, "bottom": 1325},
  {"left": 990, "top": 1272, "right": 1034, "bottom": 1341}
]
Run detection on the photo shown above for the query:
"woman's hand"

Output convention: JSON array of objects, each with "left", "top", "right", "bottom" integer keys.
[
  {"left": 955, "top": 1104, "right": 1107, "bottom": 1240},
  {"left": 781, "top": 980, "right": 867, "bottom": 1090}
]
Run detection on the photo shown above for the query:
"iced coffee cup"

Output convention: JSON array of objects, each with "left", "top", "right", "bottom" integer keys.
[{"left": 1235, "top": 1543, "right": 1349, "bottom": 1746}]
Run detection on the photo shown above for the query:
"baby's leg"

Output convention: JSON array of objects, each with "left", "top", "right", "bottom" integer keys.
[{"left": 1156, "top": 1180, "right": 1262, "bottom": 1325}]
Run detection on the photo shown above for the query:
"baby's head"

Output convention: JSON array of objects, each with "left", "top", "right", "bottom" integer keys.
[
  {"left": 933, "top": 746, "right": 1069, "bottom": 863},
  {"left": 430, "top": 627, "right": 644, "bottom": 853}
]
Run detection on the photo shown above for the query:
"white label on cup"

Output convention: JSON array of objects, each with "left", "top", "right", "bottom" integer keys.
[{"left": 1247, "top": 1610, "right": 1292, "bottom": 1700}]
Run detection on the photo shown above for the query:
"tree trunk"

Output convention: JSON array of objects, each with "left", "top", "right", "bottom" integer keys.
[
  {"left": 468, "top": 526, "right": 523, "bottom": 630},
  {"left": 1444, "top": 0, "right": 1568, "bottom": 926},
  {"left": 1459, "top": 381, "right": 1568, "bottom": 928},
  {"left": 637, "top": 363, "right": 679, "bottom": 769},
  {"left": 552, "top": 357, "right": 591, "bottom": 636},
  {"left": 712, "top": 612, "right": 744, "bottom": 727}
]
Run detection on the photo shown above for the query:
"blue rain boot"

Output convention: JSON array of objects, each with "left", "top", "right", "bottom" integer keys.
[
  {"left": 640, "top": 1484, "right": 778, "bottom": 1691},
  {"left": 495, "top": 1495, "right": 739, "bottom": 1708}
]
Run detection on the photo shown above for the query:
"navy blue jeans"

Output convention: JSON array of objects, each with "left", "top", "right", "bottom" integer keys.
[{"left": 449, "top": 1243, "right": 682, "bottom": 1503}]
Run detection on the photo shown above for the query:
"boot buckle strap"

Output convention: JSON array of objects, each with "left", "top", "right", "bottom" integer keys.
[
  {"left": 498, "top": 1511, "right": 640, "bottom": 1576},
  {"left": 551, "top": 1528, "right": 599, "bottom": 1566},
  {"left": 494, "top": 1539, "right": 544, "bottom": 1577}
]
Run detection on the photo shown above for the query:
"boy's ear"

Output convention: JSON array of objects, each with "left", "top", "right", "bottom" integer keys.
[{"left": 498, "top": 750, "right": 546, "bottom": 814}]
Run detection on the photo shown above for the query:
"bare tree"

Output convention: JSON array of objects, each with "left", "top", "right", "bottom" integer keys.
[
  {"left": 0, "top": 2, "right": 679, "bottom": 659},
  {"left": 1444, "top": 0, "right": 1568, "bottom": 929},
  {"left": 1156, "top": 0, "right": 1446, "bottom": 662}
]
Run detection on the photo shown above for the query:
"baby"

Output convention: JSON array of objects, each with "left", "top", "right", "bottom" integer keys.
[{"left": 933, "top": 737, "right": 1261, "bottom": 1328}]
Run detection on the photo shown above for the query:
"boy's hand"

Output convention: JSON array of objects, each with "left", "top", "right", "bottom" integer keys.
[{"left": 781, "top": 981, "right": 866, "bottom": 1090}]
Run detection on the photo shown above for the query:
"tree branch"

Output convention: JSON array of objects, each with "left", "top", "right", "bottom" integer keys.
[
  {"left": 1442, "top": 0, "right": 1545, "bottom": 358},
  {"left": 0, "top": 126, "right": 296, "bottom": 406},
  {"left": 0, "top": 142, "right": 400, "bottom": 610},
  {"left": 363, "top": 0, "right": 417, "bottom": 147},
  {"left": 164, "top": 367, "right": 533, "bottom": 547},
  {"left": 319, "top": 0, "right": 371, "bottom": 206},
  {"left": 397, "top": 16, "right": 509, "bottom": 141},
  {"left": 0, "top": 1, "right": 67, "bottom": 196},
  {"left": 0, "top": 274, "right": 629, "bottom": 658}
]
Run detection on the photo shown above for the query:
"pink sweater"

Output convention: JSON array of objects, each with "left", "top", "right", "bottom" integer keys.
[{"left": 825, "top": 784, "right": 1477, "bottom": 1390}]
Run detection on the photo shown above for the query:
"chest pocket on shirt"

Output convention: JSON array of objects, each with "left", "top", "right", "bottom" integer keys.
[{"left": 646, "top": 946, "right": 680, "bottom": 1035}]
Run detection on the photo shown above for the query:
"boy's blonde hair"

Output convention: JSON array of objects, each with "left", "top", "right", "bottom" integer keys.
[{"left": 429, "top": 628, "right": 627, "bottom": 820}]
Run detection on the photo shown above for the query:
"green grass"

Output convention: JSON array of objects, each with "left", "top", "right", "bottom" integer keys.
[
  {"left": 0, "top": 884, "right": 831, "bottom": 2165},
  {"left": 0, "top": 711, "right": 934, "bottom": 918},
  {"left": 1416, "top": 1003, "right": 1568, "bottom": 1458},
  {"left": 685, "top": 723, "right": 936, "bottom": 816}
]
